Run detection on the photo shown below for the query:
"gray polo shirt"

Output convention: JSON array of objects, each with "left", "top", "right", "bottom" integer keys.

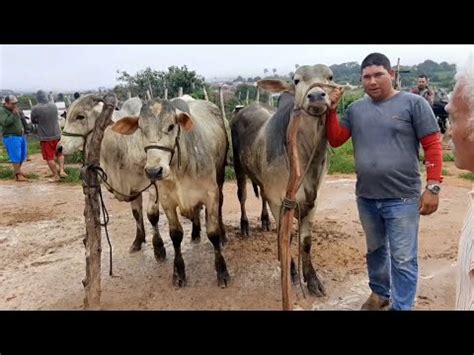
[{"left": 341, "top": 91, "right": 439, "bottom": 199}]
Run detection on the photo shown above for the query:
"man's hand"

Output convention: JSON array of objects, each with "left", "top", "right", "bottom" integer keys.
[
  {"left": 12, "top": 106, "right": 20, "bottom": 115},
  {"left": 419, "top": 189, "right": 439, "bottom": 215},
  {"left": 328, "top": 87, "right": 344, "bottom": 111}
]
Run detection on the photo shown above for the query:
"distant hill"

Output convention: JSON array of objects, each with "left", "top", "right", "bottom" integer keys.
[{"left": 330, "top": 59, "right": 456, "bottom": 90}]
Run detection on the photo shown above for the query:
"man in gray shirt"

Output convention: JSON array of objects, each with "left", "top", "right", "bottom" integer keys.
[
  {"left": 326, "top": 53, "right": 443, "bottom": 310},
  {"left": 31, "top": 90, "right": 67, "bottom": 182}
]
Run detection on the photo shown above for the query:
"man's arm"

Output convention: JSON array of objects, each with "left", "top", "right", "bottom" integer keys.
[
  {"left": 326, "top": 110, "right": 351, "bottom": 147},
  {"left": 0, "top": 109, "right": 16, "bottom": 127},
  {"left": 419, "top": 132, "right": 443, "bottom": 215},
  {"left": 426, "top": 90, "right": 435, "bottom": 107},
  {"left": 30, "top": 107, "right": 39, "bottom": 124}
]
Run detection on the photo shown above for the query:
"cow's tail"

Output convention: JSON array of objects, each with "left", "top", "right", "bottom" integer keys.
[{"left": 252, "top": 182, "right": 260, "bottom": 198}]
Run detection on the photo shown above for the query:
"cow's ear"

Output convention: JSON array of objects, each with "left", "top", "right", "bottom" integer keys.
[
  {"left": 176, "top": 111, "right": 194, "bottom": 131},
  {"left": 111, "top": 116, "right": 139, "bottom": 135},
  {"left": 257, "top": 79, "right": 295, "bottom": 95}
]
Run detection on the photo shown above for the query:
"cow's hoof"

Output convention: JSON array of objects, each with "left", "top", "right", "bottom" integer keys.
[
  {"left": 153, "top": 246, "right": 166, "bottom": 262},
  {"left": 261, "top": 214, "right": 271, "bottom": 231},
  {"left": 306, "top": 273, "right": 326, "bottom": 297},
  {"left": 173, "top": 273, "right": 187, "bottom": 288},
  {"left": 240, "top": 220, "right": 250, "bottom": 237},
  {"left": 261, "top": 219, "right": 271, "bottom": 232},
  {"left": 129, "top": 243, "right": 142, "bottom": 253},
  {"left": 217, "top": 270, "right": 230, "bottom": 288}
]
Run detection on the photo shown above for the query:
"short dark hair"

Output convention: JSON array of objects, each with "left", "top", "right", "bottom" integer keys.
[
  {"left": 418, "top": 74, "right": 429, "bottom": 80},
  {"left": 74, "top": 92, "right": 80, "bottom": 99},
  {"left": 361, "top": 53, "right": 392, "bottom": 72}
]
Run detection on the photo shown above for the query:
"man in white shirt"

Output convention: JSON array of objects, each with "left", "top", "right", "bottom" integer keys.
[{"left": 445, "top": 54, "right": 474, "bottom": 310}]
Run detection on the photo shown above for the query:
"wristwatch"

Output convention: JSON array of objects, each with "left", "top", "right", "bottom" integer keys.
[{"left": 426, "top": 184, "right": 441, "bottom": 194}]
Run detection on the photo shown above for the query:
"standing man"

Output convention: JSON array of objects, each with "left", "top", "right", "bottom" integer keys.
[
  {"left": 0, "top": 95, "right": 28, "bottom": 181},
  {"left": 31, "top": 90, "right": 67, "bottom": 182},
  {"left": 411, "top": 74, "right": 435, "bottom": 107},
  {"left": 326, "top": 53, "right": 443, "bottom": 310},
  {"left": 445, "top": 54, "right": 474, "bottom": 310}
]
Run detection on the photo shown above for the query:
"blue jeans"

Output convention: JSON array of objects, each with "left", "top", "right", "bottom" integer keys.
[{"left": 357, "top": 196, "right": 420, "bottom": 310}]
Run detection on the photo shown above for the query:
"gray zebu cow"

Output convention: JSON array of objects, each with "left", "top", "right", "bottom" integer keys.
[
  {"left": 59, "top": 95, "right": 165, "bottom": 256},
  {"left": 231, "top": 64, "right": 341, "bottom": 296},
  {"left": 111, "top": 98, "right": 230, "bottom": 288}
]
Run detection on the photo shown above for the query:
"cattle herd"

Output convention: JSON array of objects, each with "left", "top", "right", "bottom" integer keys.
[{"left": 58, "top": 64, "right": 343, "bottom": 296}]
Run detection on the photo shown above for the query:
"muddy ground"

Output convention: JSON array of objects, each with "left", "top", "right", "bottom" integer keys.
[{"left": 0, "top": 154, "right": 471, "bottom": 310}]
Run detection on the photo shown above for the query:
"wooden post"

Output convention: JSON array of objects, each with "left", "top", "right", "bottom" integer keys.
[
  {"left": 268, "top": 93, "right": 273, "bottom": 107},
  {"left": 203, "top": 87, "right": 209, "bottom": 101},
  {"left": 164, "top": 88, "right": 169, "bottom": 100},
  {"left": 277, "top": 109, "right": 303, "bottom": 310},
  {"left": 178, "top": 87, "right": 183, "bottom": 97},
  {"left": 146, "top": 90, "right": 152, "bottom": 100},
  {"left": 394, "top": 58, "right": 401, "bottom": 90},
  {"left": 28, "top": 99, "right": 33, "bottom": 109},
  {"left": 82, "top": 93, "right": 117, "bottom": 309},
  {"left": 246, "top": 89, "right": 249, "bottom": 105},
  {"left": 256, "top": 89, "right": 260, "bottom": 103},
  {"left": 148, "top": 79, "right": 154, "bottom": 98},
  {"left": 219, "top": 86, "right": 226, "bottom": 122},
  {"left": 127, "top": 91, "right": 132, "bottom": 99}
]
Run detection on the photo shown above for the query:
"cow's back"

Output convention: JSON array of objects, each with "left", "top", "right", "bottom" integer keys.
[{"left": 179, "top": 100, "right": 228, "bottom": 178}]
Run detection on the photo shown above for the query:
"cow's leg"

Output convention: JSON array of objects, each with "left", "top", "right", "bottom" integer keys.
[
  {"left": 234, "top": 157, "right": 249, "bottom": 237},
  {"left": 191, "top": 208, "right": 201, "bottom": 243},
  {"left": 260, "top": 190, "right": 271, "bottom": 231},
  {"left": 163, "top": 204, "right": 186, "bottom": 287},
  {"left": 300, "top": 207, "right": 325, "bottom": 297},
  {"left": 129, "top": 193, "right": 146, "bottom": 253},
  {"left": 206, "top": 187, "right": 230, "bottom": 288},
  {"left": 147, "top": 187, "right": 166, "bottom": 261},
  {"left": 216, "top": 163, "right": 228, "bottom": 246}
]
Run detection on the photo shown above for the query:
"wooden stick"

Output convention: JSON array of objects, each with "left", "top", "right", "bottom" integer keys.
[
  {"left": 82, "top": 94, "right": 117, "bottom": 309},
  {"left": 277, "top": 109, "right": 302, "bottom": 310}
]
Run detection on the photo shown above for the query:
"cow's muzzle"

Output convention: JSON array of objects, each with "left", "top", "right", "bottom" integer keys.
[{"left": 145, "top": 167, "right": 164, "bottom": 181}]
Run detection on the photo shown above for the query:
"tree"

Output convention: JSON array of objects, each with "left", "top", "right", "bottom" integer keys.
[
  {"left": 116, "top": 65, "right": 205, "bottom": 99},
  {"left": 17, "top": 95, "right": 36, "bottom": 110},
  {"left": 272, "top": 68, "right": 277, "bottom": 76},
  {"left": 264, "top": 68, "right": 269, "bottom": 77}
]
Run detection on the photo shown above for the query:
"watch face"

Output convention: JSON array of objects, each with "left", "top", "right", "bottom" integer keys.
[{"left": 429, "top": 185, "right": 440, "bottom": 193}]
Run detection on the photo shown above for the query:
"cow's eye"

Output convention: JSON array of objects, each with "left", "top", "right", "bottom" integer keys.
[
  {"left": 329, "top": 76, "right": 333, "bottom": 81},
  {"left": 168, "top": 124, "right": 175, "bottom": 132},
  {"left": 76, "top": 115, "right": 85, "bottom": 120},
  {"left": 294, "top": 79, "right": 300, "bottom": 85}
]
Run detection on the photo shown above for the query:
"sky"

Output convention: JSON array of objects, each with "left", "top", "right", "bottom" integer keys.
[{"left": 1, "top": 44, "right": 473, "bottom": 92}]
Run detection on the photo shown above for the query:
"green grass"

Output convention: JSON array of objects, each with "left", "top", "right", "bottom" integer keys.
[
  {"left": 459, "top": 172, "right": 474, "bottom": 181},
  {"left": 27, "top": 140, "right": 41, "bottom": 155},
  {"left": 64, "top": 151, "right": 84, "bottom": 164},
  {"left": 442, "top": 168, "right": 452, "bottom": 176},
  {"left": 443, "top": 153, "right": 455, "bottom": 162},
  {"left": 225, "top": 166, "right": 236, "bottom": 181},
  {"left": 328, "top": 140, "right": 355, "bottom": 174},
  {"left": 63, "top": 167, "right": 82, "bottom": 184},
  {"left": 0, "top": 165, "right": 39, "bottom": 180}
]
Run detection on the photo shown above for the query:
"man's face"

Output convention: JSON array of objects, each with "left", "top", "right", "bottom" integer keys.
[
  {"left": 445, "top": 81, "right": 474, "bottom": 171},
  {"left": 417, "top": 77, "right": 428, "bottom": 90},
  {"left": 361, "top": 65, "right": 395, "bottom": 102},
  {"left": 4, "top": 101, "right": 18, "bottom": 112}
]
